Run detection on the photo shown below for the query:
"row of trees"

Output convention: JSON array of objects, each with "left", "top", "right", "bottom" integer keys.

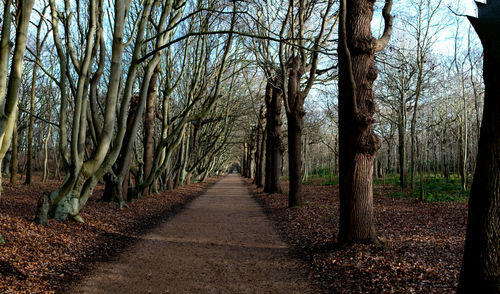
[
  {"left": 0, "top": 0, "right": 242, "bottom": 224},
  {"left": 238, "top": 0, "right": 499, "bottom": 290}
]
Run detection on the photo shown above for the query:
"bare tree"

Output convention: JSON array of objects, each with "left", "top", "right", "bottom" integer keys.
[{"left": 0, "top": 0, "right": 35, "bottom": 198}]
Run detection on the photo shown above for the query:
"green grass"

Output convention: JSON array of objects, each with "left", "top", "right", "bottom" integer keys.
[
  {"left": 374, "top": 174, "right": 400, "bottom": 186},
  {"left": 321, "top": 177, "right": 339, "bottom": 186},
  {"left": 286, "top": 169, "right": 469, "bottom": 203},
  {"left": 388, "top": 175, "right": 469, "bottom": 202}
]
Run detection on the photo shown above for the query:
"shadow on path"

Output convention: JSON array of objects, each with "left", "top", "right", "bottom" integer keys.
[{"left": 71, "top": 174, "right": 318, "bottom": 294}]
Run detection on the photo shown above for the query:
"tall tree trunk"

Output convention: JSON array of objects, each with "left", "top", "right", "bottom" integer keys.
[
  {"left": 285, "top": 56, "right": 305, "bottom": 207},
  {"left": 264, "top": 81, "right": 283, "bottom": 194},
  {"left": 398, "top": 103, "right": 407, "bottom": 189},
  {"left": 26, "top": 60, "right": 38, "bottom": 185},
  {"left": 458, "top": 124, "right": 467, "bottom": 190},
  {"left": 253, "top": 106, "right": 264, "bottom": 186},
  {"left": 242, "top": 142, "right": 247, "bottom": 177},
  {"left": 185, "top": 119, "right": 202, "bottom": 185},
  {"left": 0, "top": 0, "right": 35, "bottom": 199},
  {"left": 337, "top": 0, "right": 392, "bottom": 245},
  {"left": 42, "top": 122, "right": 52, "bottom": 183},
  {"left": 142, "top": 65, "right": 159, "bottom": 195},
  {"left": 102, "top": 94, "right": 139, "bottom": 203},
  {"left": 458, "top": 5, "right": 500, "bottom": 292},
  {"left": 257, "top": 127, "right": 265, "bottom": 187},
  {"left": 287, "top": 112, "right": 303, "bottom": 207},
  {"left": 9, "top": 117, "right": 17, "bottom": 185}
]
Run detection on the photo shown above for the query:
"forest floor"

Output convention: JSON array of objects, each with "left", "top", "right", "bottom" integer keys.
[
  {"left": 0, "top": 176, "right": 218, "bottom": 293},
  {"left": 1, "top": 174, "right": 467, "bottom": 293},
  {"left": 249, "top": 179, "right": 467, "bottom": 293}
]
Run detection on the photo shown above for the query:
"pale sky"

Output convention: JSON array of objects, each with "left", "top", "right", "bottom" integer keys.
[{"left": 465, "top": 0, "right": 479, "bottom": 16}]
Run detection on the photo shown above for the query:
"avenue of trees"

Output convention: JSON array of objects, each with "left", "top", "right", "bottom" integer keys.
[{"left": 0, "top": 0, "right": 498, "bottom": 289}]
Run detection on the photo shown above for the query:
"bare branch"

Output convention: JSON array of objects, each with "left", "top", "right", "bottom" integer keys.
[{"left": 374, "top": 0, "right": 394, "bottom": 53}]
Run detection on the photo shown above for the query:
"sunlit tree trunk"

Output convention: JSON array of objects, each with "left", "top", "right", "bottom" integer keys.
[
  {"left": 42, "top": 123, "right": 52, "bottom": 183},
  {"left": 35, "top": 0, "right": 132, "bottom": 224},
  {"left": 142, "top": 65, "right": 160, "bottom": 195},
  {"left": 0, "top": 0, "right": 34, "bottom": 198},
  {"left": 10, "top": 116, "right": 18, "bottom": 185},
  {"left": 337, "top": 0, "right": 392, "bottom": 245}
]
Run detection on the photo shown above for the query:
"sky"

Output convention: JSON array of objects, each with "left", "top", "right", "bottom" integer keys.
[{"left": 465, "top": 0, "right": 478, "bottom": 16}]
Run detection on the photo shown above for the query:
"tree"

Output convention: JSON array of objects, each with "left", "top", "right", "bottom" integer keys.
[
  {"left": 35, "top": 0, "right": 134, "bottom": 223},
  {"left": 264, "top": 80, "right": 284, "bottom": 194},
  {"left": 337, "top": 0, "right": 392, "bottom": 244},
  {"left": 0, "top": 0, "right": 35, "bottom": 244},
  {"left": 26, "top": 4, "right": 50, "bottom": 185},
  {"left": 0, "top": 0, "right": 35, "bottom": 198},
  {"left": 458, "top": 1, "right": 500, "bottom": 291},
  {"left": 279, "top": 0, "right": 334, "bottom": 207}
]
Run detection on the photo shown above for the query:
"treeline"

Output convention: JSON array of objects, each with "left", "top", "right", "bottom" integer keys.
[{"left": 0, "top": 0, "right": 244, "bottom": 224}]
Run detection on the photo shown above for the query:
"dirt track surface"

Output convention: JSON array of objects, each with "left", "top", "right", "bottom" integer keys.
[{"left": 71, "top": 174, "right": 317, "bottom": 293}]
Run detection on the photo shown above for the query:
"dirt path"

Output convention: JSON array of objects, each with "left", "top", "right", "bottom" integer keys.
[{"left": 71, "top": 174, "right": 318, "bottom": 293}]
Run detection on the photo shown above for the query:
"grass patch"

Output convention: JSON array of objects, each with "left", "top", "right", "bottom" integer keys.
[{"left": 389, "top": 175, "right": 469, "bottom": 202}]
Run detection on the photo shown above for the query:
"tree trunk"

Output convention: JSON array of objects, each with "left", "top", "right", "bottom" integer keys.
[
  {"left": 26, "top": 61, "right": 38, "bottom": 185},
  {"left": 42, "top": 123, "right": 51, "bottom": 183},
  {"left": 185, "top": 119, "right": 202, "bottom": 185},
  {"left": 337, "top": 0, "right": 392, "bottom": 245},
  {"left": 102, "top": 95, "right": 139, "bottom": 203},
  {"left": 257, "top": 128, "right": 265, "bottom": 187},
  {"left": 254, "top": 106, "right": 264, "bottom": 186},
  {"left": 287, "top": 112, "right": 303, "bottom": 207},
  {"left": 264, "top": 81, "right": 283, "bottom": 194},
  {"left": 459, "top": 124, "right": 467, "bottom": 190},
  {"left": 142, "top": 65, "right": 159, "bottom": 195},
  {"left": 9, "top": 117, "right": 17, "bottom": 185},
  {"left": 458, "top": 6, "right": 500, "bottom": 292},
  {"left": 398, "top": 113, "right": 407, "bottom": 189},
  {"left": 0, "top": 0, "right": 34, "bottom": 198}
]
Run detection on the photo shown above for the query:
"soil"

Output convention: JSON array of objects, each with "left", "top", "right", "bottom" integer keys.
[{"left": 70, "top": 174, "right": 319, "bottom": 293}]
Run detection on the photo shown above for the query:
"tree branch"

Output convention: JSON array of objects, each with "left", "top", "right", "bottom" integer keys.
[{"left": 374, "top": 0, "right": 394, "bottom": 53}]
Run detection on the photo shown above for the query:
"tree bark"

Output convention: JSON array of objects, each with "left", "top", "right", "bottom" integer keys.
[
  {"left": 458, "top": 5, "right": 500, "bottom": 292},
  {"left": 26, "top": 60, "right": 38, "bottom": 185},
  {"left": 9, "top": 116, "right": 17, "bottom": 185},
  {"left": 143, "top": 65, "right": 160, "bottom": 195},
  {"left": 185, "top": 119, "right": 202, "bottom": 185},
  {"left": 337, "top": 0, "right": 392, "bottom": 245},
  {"left": 102, "top": 94, "right": 139, "bottom": 203},
  {"left": 254, "top": 105, "right": 265, "bottom": 187},
  {"left": 42, "top": 122, "right": 52, "bottom": 183},
  {"left": 398, "top": 103, "right": 407, "bottom": 189},
  {"left": 264, "top": 81, "right": 283, "bottom": 194},
  {"left": 287, "top": 112, "right": 303, "bottom": 207}
]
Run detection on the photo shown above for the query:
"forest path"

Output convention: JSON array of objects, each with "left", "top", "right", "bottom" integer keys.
[{"left": 71, "top": 174, "right": 317, "bottom": 293}]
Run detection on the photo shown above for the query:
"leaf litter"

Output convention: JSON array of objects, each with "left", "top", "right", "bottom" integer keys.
[{"left": 249, "top": 180, "right": 466, "bottom": 293}]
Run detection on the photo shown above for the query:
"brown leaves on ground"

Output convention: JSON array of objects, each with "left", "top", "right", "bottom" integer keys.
[
  {"left": 250, "top": 180, "right": 467, "bottom": 293},
  {"left": 0, "top": 177, "right": 217, "bottom": 293}
]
